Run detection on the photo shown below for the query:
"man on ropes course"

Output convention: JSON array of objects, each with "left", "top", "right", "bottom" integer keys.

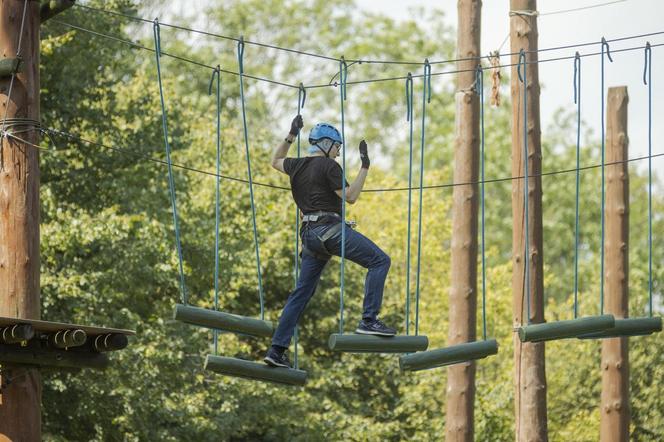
[{"left": 264, "top": 115, "right": 396, "bottom": 368}]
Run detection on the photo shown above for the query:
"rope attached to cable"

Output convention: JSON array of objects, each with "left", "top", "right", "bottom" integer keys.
[
  {"left": 208, "top": 65, "right": 222, "bottom": 354},
  {"left": 477, "top": 65, "right": 488, "bottom": 341},
  {"left": 644, "top": 42, "right": 654, "bottom": 317},
  {"left": 517, "top": 49, "right": 531, "bottom": 325},
  {"left": 293, "top": 83, "right": 306, "bottom": 369},
  {"left": 153, "top": 19, "right": 188, "bottom": 304},
  {"left": 405, "top": 72, "right": 414, "bottom": 335},
  {"left": 338, "top": 56, "right": 348, "bottom": 334},
  {"left": 237, "top": 36, "right": 266, "bottom": 320},
  {"left": 414, "top": 59, "right": 431, "bottom": 336},
  {"left": 573, "top": 52, "right": 582, "bottom": 319}
]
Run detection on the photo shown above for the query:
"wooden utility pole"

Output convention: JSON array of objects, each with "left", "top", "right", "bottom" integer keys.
[
  {"left": 445, "top": 1, "right": 481, "bottom": 441},
  {"left": 600, "top": 86, "right": 630, "bottom": 441},
  {"left": 0, "top": 0, "right": 42, "bottom": 440},
  {"left": 509, "top": 1, "right": 548, "bottom": 440}
]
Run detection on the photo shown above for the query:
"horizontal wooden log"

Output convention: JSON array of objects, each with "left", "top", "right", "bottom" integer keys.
[
  {"left": 0, "top": 57, "right": 23, "bottom": 77},
  {"left": 48, "top": 329, "right": 86, "bottom": 349},
  {"left": 518, "top": 315, "right": 615, "bottom": 342},
  {"left": 0, "top": 342, "right": 109, "bottom": 370},
  {"left": 578, "top": 316, "right": 662, "bottom": 339},
  {"left": 40, "top": 0, "right": 75, "bottom": 23},
  {"left": 204, "top": 355, "right": 307, "bottom": 386},
  {"left": 399, "top": 339, "right": 499, "bottom": 372},
  {"left": 0, "top": 324, "right": 34, "bottom": 344},
  {"left": 328, "top": 334, "right": 429, "bottom": 353},
  {"left": 93, "top": 333, "right": 129, "bottom": 352},
  {"left": 173, "top": 304, "right": 274, "bottom": 338}
]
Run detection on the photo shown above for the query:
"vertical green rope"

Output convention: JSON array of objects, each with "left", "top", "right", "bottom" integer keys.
[
  {"left": 414, "top": 59, "right": 431, "bottom": 336},
  {"left": 405, "top": 73, "right": 414, "bottom": 335},
  {"left": 517, "top": 50, "right": 530, "bottom": 324},
  {"left": 152, "top": 20, "right": 187, "bottom": 305},
  {"left": 476, "top": 65, "right": 487, "bottom": 341},
  {"left": 338, "top": 57, "right": 348, "bottom": 334},
  {"left": 237, "top": 37, "right": 265, "bottom": 319},
  {"left": 644, "top": 42, "right": 653, "bottom": 317},
  {"left": 573, "top": 52, "right": 581, "bottom": 319},
  {"left": 600, "top": 37, "right": 613, "bottom": 315},
  {"left": 208, "top": 66, "right": 221, "bottom": 354},
  {"left": 293, "top": 83, "right": 306, "bottom": 369}
]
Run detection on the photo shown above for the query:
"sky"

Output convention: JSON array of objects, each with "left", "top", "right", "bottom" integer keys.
[{"left": 354, "top": 0, "right": 662, "bottom": 173}]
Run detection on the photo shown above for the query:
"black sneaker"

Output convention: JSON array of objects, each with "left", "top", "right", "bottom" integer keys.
[
  {"left": 263, "top": 348, "right": 292, "bottom": 368},
  {"left": 355, "top": 319, "right": 397, "bottom": 336}
]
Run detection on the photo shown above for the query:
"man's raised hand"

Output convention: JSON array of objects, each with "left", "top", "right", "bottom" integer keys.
[
  {"left": 289, "top": 115, "right": 304, "bottom": 136},
  {"left": 359, "top": 140, "right": 370, "bottom": 169}
]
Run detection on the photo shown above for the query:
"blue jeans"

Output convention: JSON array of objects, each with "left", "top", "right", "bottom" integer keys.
[{"left": 271, "top": 222, "right": 391, "bottom": 348}]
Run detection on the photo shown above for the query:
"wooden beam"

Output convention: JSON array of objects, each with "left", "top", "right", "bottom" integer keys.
[
  {"left": 0, "top": 0, "right": 42, "bottom": 439},
  {"left": 509, "top": 1, "right": 548, "bottom": 440},
  {"left": 600, "top": 86, "right": 630, "bottom": 442},
  {"left": 446, "top": 1, "right": 482, "bottom": 441}
]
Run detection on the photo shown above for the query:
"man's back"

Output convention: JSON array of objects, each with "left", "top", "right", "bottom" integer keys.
[{"left": 283, "top": 157, "right": 347, "bottom": 215}]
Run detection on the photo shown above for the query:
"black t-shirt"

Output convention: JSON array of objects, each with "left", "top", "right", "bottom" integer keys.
[{"left": 283, "top": 157, "right": 349, "bottom": 215}]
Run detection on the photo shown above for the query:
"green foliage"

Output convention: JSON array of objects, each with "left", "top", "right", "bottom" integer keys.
[{"left": 33, "top": 0, "right": 663, "bottom": 440}]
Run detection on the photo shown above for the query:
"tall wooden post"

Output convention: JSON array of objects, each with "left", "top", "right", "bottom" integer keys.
[
  {"left": 445, "top": 1, "right": 481, "bottom": 441},
  {"left": 0, "top": 0, "right": 42, "bottom": 440},
  {"left": 509, "top": 1, "right": 548, "bottom": 440},
  {"left": 600, "top": 86, "right": 630, "bottom": 441}
]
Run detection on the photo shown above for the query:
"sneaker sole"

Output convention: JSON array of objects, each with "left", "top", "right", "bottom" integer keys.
[
  {"left": 263, "top": 356, "right": 290, "bottom": 368},
  {"left": 354, "top": 328, "right": 396, "bottom": 337}
]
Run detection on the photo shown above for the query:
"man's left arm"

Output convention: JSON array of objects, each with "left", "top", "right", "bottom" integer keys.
[{"left": 271, "top": 115, "right": 303, "bottom": 174}]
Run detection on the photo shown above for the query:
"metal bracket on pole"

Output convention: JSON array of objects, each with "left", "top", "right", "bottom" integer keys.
[
  {"left": 0, "top": 58, "right": 23, "bottom": 77},
  {"left": 40, "top": 0, "right": 76, "bottom": 23}
]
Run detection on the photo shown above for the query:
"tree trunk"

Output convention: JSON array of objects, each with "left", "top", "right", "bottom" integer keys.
[
  {"left": 510, "top": 1, "right": 548, "bottom": 440},
  {"left": 0, "top": 0, "right": 42, "bottom": 440},
  {"left": 445, "top": 1, "right": 481, "bottom": 441},
  {"left": 600, "top": 86, "right": 630, "bottom": 442}
]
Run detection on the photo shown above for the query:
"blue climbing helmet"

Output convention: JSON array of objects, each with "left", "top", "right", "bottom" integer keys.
[{"left": 308, "top": 123, "right": 342, "bottom": 157}]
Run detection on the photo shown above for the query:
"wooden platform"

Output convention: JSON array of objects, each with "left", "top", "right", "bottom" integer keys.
[{"left": 0, "top": 316, "right": 135, "bottom": 337}]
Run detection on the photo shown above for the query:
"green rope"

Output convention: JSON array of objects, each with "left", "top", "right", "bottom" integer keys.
[
  {"left": 517, "top": 50, "right": 530, "bottom": 324},
  {"left": 338, "top": 57, "right": 348, "bottom": 334},
  {"left": 293, "top": 83, "right": 306, "bottom": 369},
  {"left": 152, "top": 20, "right": 187, "bottom": 304},
  {"left": 237, "top": 37, "right": 265, "bottom": 319},
  {"left": 208, "top": 65, "right": 222, "bottom": 354},
  {"left": 573, "top": 52, "right": 581, "bottom": 318},
  {"left": 405, "top": 72, "right": 414, "bottom": 335},
  {"left": 644, "top": 42, "right": 653, "bottom": 316},
  {"left": 600, "top": 37, "right": 613, "bottom": 315},
  {"left": 476, "top": 65, "right": 487, "bottom": 341},
  {"left": 414, "top": 59, "right": 431, "bottom": 336}
]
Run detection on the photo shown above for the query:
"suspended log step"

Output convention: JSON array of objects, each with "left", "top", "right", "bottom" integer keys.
[
  {"left": 518, "top": 314, "right": 615, "bottom": 342},
  {"left": 577, "top": 316, "right": 662, "bottom": 339},
  {"left": 399, "top": 339, "right": 499, "bottom": 372},
  {"left": 204, "top": 355, "right": 307, "bottom": 386},
  {"left": 328, "top": 333, "right": 429, "bottom": 353},
  {"left": 173, "top": 304, "right": 274, "bottom": 338}
]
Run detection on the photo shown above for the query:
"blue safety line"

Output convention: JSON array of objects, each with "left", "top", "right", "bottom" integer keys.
[
  {"left": 517, "top": 50, "right": 530, "bottom": 324},
  {"left": 476, "top": 65, "right": 488, "bottom": 341},
  {"left": 338, "top": 57, "right": 348, "bottom": 334},
  {"left": 644, "top": 42, "right": 653, "bottom": 316},
  {"left": 414, "top": 59, "right": 431, "bottom": 336},
  {"left": 405, "top": 72, "right": 414, "bottom": 335},
  {"left": 152, "top": 20, "right": 187, "bottom": 305},
  {"left": 600, "top": 37, "right": 613, "bottom": 315},
  {"left": 208, "top": 65, "right": 221, "bottom": 354},
  {"left": 573, "top": 52, "right": 581, "bottom": 319},
  {"left": 293, "top": 83, "right": 306, "bottom": 369},
  {"left": 237, "top": 37, "right": 265, "bottom": 319}
]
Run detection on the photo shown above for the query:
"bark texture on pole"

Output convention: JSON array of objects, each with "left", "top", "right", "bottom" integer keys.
[
  {"left": 600, "top": 86, "right": 630, "bottom": 442},
  {"left": 0, "top": 1, "right": 42, "bottom": 440},
  {"left": 445, "top": 1, "right": 481, "bottom": 441},
  {"left": 509, "top": 1, "right": 548, "bottom": 440}
]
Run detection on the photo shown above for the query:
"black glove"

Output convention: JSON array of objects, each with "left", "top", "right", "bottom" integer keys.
[
  {"left": 359, "top": 140, "right": 370, "bottom": 169},
  {"left": 289, "top": 115, "right": 304, "bottom": 136}
]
